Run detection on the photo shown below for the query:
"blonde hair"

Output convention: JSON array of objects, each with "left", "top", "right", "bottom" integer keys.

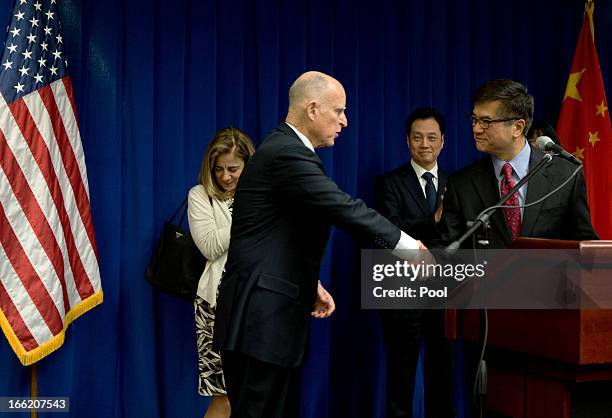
[{"left": 197, "top": 127, "right": 255, "bottom": 200}]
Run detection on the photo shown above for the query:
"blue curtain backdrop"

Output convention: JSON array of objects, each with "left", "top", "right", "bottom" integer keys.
[{"left": 1, "top": 0, "right": 610, "bottom": 417}]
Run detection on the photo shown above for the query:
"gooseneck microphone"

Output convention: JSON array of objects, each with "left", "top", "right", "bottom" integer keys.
[{"left": 535, "top": 136, "right": 583, "bottom": 166}]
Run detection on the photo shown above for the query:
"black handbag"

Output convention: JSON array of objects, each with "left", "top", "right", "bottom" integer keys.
[{"left": 145, "top": 197, "right": 206, "bottom": 300}]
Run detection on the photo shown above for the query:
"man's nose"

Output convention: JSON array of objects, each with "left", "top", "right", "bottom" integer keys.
[{"left": 340, "top": 113, "right": 348, "bottom": 128}]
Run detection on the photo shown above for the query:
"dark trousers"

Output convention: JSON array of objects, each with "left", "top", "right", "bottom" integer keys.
[
  {"left": 222, "top": 350, "right": 301, "bottom": 418},
  {"left": 380, "top": 309, "right": 455, "bottom": 418}
]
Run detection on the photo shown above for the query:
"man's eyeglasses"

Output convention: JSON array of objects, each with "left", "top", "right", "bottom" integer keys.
[{"left": 471, "top": 115, "right": 519, "bottom": 129}]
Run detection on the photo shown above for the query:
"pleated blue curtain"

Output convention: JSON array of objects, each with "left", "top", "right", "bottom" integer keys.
[{"left": 0, "top": 0, "right": 610, "bottom": 417}]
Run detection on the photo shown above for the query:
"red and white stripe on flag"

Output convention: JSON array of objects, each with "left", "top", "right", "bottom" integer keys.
[{"left": 0, "top": 77, "right": 103, "bottom": 366}]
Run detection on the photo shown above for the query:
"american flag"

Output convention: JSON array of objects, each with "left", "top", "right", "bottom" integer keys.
[{"left": 0, "top": 0, "right": 102, "bottom": 366}]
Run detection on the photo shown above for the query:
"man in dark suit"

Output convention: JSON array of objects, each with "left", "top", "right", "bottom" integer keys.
[
  {"left": 439, "top": 79, "right": 598, "bottom": 417},
  {"left": 213, "top": 71, "right": 425, "bottom": 418},
  {"left": 441, "top": 79, "right": 597, "bottom": 248},
  {"left": 376, "top": 107, "right": 455, "bottom": 418}
]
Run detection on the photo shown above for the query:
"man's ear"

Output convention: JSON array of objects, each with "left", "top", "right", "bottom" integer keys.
[
  {"left": 306, "top": 101, "right": 318, "bottom": 121},
  {"left": 514, "top": 119, "right": 526, "bottom": 138}
]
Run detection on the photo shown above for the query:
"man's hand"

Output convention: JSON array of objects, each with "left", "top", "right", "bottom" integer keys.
[
  {"left": 415, "top": 240, "right": 437, "bottom": 280},
  {"left": 311, "top": 281, "right": 336, "bottom": 318}
]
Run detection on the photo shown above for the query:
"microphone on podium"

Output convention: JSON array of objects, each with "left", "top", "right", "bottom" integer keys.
[{"left": 535, "top": 136, "right": 583, "bottom": 166}]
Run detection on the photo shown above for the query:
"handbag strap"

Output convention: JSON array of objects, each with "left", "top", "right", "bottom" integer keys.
[
  {"left": 171, "top": 194, "right": 215, "bottom": 226},
  {"left": 170, "top": 197, "right": 188, "bottom": 224}
]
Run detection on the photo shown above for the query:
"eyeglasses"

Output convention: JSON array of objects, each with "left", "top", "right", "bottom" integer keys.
[{"left": 471, "top": 115, "right": 519, "bottom": 129}]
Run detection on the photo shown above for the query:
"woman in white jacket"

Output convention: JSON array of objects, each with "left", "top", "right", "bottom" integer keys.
[{"left": 188, "top": 127, "right": 255, "bottom": 418}]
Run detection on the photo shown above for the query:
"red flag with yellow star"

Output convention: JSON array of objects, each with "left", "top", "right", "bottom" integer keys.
[{"left": 557, "top": 1, "right": 612, "bottom": 239}]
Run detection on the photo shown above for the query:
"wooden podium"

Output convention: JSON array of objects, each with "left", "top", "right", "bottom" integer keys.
[{"left": 455, "top": 238, "right": 612, "bottom": 418}]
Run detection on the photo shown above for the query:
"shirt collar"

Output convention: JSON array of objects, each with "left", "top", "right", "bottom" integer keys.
[
  {"left": 285, "top": 122, "right": 315, "bottom": 153},
  {"left": 491, "top": 139, "right": 531, "bottom": 179},
  {"left": 410, "top": 159, "right": 439, "bottom": 179}
]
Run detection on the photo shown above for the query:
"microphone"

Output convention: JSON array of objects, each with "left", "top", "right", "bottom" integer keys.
[{"left": 535, "top": 136, "right": 583, "bottom": 166}]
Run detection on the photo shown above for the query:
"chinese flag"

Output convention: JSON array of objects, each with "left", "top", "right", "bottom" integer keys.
[{"left": 557, "top": 1, "right": 612, "bottom": 239}]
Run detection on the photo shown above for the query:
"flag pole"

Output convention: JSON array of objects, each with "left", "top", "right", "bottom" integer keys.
[
  {"left": 30, "top": 364, "right": 38, "bottom": 418},
  {"left": 585, "top": 0, "right": 595, "bottom": 42}
]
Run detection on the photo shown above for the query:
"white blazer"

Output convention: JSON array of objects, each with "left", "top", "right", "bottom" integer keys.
[{"left": 187, "top": 185, "right": 232, "bottom": 307}]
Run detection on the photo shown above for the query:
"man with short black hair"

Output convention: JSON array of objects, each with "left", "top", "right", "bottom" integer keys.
[
  {"left": 441, "top": 79, "right": 597, "bottom": 248},
  {"left": 440, "top": 78, "right": 597, "bottom": 418},
  {"left": 376, "top": 106, "right": 454, "bottom": 418}
]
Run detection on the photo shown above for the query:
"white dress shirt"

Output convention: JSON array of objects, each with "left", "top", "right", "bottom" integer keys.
[{"left": 410, "top": 159, "right": 439, "bottom": 197}]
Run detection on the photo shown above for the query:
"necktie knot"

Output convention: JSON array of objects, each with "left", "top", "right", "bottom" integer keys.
[
  {"left": 502, "top": 162, "right": 513, "bottom": 179},
  {"left": 422, "top": 172, "right": 434, "bottom": 182}
]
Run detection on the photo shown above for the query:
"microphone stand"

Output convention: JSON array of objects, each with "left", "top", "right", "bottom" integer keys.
[{"left": 444, "top": 152, "right": 552, "bottom": 418}]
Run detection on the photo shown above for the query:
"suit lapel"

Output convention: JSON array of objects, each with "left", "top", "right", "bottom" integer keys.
[
  {"left": 521, "top": 149, "right": 550, "bottom": 237},
  {"left": 399, "top": 164, "right": 431, "bottom": 216},
  {"left": 471, "top": 157, "right": 512, "bottom": 245}
]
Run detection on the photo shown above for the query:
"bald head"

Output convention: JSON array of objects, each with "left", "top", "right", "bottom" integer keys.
[
  {"left": 285, "top": 71, "right": 348, "bottom": 149},
  {"left": 288, "top": 71, "right": 342, "bottom": 109}
]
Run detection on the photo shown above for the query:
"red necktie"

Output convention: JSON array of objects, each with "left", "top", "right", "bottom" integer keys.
[{"left": 500, "top": 163, "right": 521, "bottom": 241}]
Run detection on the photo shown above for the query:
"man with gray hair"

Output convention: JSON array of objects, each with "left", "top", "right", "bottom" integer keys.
[{"left": 213, "top": 71, "right": 424, "bottom": 417}]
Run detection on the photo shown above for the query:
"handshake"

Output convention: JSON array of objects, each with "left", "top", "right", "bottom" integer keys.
[{"left": 391, "top": 239, "right": 438, "bottom": 276}]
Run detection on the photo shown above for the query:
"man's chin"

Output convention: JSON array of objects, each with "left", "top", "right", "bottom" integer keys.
[
  {"left": 321, "top": 138, "right": 336, "bottom": 148},
  {"left": 474, "top": 142, "right": 487, "bottom": 152}
]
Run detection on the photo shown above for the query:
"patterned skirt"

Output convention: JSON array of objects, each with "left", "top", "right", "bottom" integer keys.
[{"left": 194, "top": 296, "right": 227, "bottom": 396}]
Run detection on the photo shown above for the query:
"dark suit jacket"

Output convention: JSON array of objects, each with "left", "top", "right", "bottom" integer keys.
[
  {"left": 376, "top": 163, "right": 447, "bottom": 247},
  {"left": 440, "top": 148, "right": 598, "bottom": 249},
  {"left": 213, "top": 122, "right": 403, "bottom": 368}
]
